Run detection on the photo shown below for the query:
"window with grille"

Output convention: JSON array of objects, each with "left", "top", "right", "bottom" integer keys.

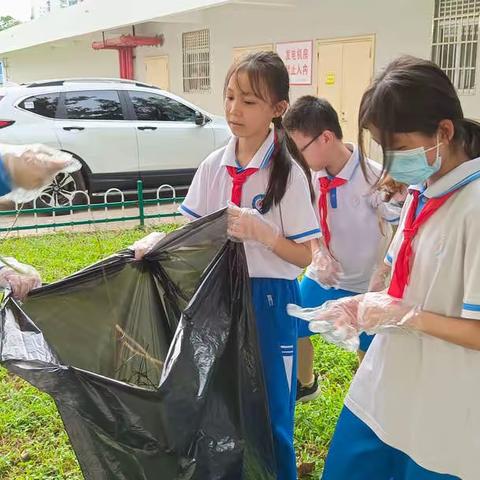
[
  {"left": 431, "top": 0, "right": 480, "bottom": 94},
  {"left": 182, "top": 29, "right": 211, "bottom": 93}
]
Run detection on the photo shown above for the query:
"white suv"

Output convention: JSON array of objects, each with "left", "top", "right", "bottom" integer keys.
[{"left": 0, "top": 78, "right": 231, "bottom": 206}]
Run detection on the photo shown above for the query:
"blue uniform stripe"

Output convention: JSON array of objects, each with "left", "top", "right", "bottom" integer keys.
[
  {"left": 385, "top": 253, "right": 393, "bottom": 264},
  {"left": 436, "top": 170, "right": 480, "bottom": 197},
  {"left": 260, "top": 143, "right": 275, "bottom": 169},
  {"left": 179, "top": 204, "right": 201, "bottom": 219},
  {"left": 286, "top": 228, "right": 321, "bottom": 241},
  {"left": 235, "top": 158, "right": 245, "bottom": 172},
  {"left": 463, "top": 303, "right": 480, "bottom": 312},
  {"left": 330, "top": 188, "right": 338, "bottom": 208}
]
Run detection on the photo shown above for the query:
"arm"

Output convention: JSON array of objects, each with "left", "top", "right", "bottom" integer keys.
[
  {"left": 357, "top": 292, "right": 480, "bottom": 351},
  {"left": 272, "top": 238, "right": 312, "bottom": 268},
  {"left": 413, "top": 311, "right": 480, "bottom": 351}
]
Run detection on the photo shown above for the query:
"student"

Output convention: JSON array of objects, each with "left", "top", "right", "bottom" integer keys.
[
  {"left": 283, "top": 96, "right": 390, "bottom": 401},
  {"left": 133, "top": 52, "right": 320, "bottom": 480},
  {"left": 315, "top": 55, "right": 480, "bottom": 480}
]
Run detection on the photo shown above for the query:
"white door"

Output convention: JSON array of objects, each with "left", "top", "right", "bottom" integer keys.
[
  {"left": 145, "top": 56, "right": 169, "bottom": 90},
  {"left": 127, "top": 90, "right": 215, "bottom": 187},
  {"left": 233, "top": 44, "right": 274, "bottom": 62},
  {"left": 317, "top": 36, "right": 374, "bottom": 144},
  {"left": 55, "top": 89, "right": 139, "bottom": 176}
]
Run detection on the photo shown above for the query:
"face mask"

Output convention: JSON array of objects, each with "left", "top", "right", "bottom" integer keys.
[{"left": 386, "top": 140, "right": 442, "bottom": 185}]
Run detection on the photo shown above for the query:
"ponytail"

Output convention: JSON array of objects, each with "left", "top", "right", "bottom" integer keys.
[
  {"left": 262, "top": 117, "right": 315, "bottom": 213},
  {"left": 224, "top": 51, "right": 314, "bottom": 211},
  {"left": 455, "top": 118, "right": 480, "bottom": 159}
]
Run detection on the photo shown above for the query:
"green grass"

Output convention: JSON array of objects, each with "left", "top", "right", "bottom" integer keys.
[{"left": 0, "top": 227, "right": 356, "bottom": 479}]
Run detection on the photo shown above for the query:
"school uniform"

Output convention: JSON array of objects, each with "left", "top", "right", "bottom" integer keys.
[
  {"left": 323, "top": 157, "right": 480, "bottom": 480},
  {"left": 298, "top": 144, "right": 383, "bottom": 352},
  {"left": 179, "top": 129, "right": 321, "bottom": 480}
]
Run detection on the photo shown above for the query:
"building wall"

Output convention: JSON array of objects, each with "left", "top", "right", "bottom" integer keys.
[
  {"left": 2, "top": 31, "right": 127, "bottom": 83},
  {"left": 3, "top": 0, "right": 480, "bottom": 120},
  {"left": 134, "top": 0, "right": 434, "bottom": 113}
]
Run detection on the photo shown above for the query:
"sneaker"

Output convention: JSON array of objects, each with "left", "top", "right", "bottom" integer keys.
[{"left": 296, "top": 374, "right": 321, "bottom": 403}]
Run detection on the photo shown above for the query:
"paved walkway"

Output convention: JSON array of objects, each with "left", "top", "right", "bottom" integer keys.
[{"left": 0, "top": 202, "right": 186, "bottom": 237}]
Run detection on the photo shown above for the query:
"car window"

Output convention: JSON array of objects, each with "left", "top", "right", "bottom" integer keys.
[
  {"left": 128, "top": 91, "right": 195, "bottom": 122},
  {"left": 18, "top": 93, "right": 60, "bottom": 118},
  {"left": 63, "top": 90, "right": 124, "bottom": 120}
]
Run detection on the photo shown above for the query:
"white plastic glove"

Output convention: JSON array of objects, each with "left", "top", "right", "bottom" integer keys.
[
  {"left": 130, "top": 232, "right": 167, "bottom": 260},
  {"left": 0, "top": 257, "right": 42, "bottom": 300},
  {"left": 306, "top": 238, "right": 343, "bottom": 289},
  {"left": 287, "top": 295, "right": 363, "bottom": 352},
  {"left": 368, "top": 263, "right": 391, "bottom": 292},
  {"left": 0, "top": 143, "right": 81, "bottom": 201},
  {"left": 227, "top": 204, "right": 280, "bottom": 250},
  {"left": 357, "top": 291, "right": 420, "bottom": 334},
  {"left": 369, "top": 190, "right": 402, "bottom": 223},
  {"left": 368, "top": 189, "right": 385, "bottom": 210}
]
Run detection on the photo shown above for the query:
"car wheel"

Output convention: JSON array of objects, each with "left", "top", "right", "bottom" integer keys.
[{"left": 34, "top": 169, "right": 87, "bottom": 215}]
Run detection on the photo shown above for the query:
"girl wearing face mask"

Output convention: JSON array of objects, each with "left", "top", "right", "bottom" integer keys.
[{"left": 317, "top": 55, "right": 480, "bottom": 480}]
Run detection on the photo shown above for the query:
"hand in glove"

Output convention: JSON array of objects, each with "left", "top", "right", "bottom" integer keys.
[
  {"left": 0, "top": 143, "right": 78, "bottom": 192},
  {"left": 307, "top": 238, "right": 343, "bottom": 288},
  {"left": 357, "top": 291, "right": 420, "bottom": 334},
  {"left": 0, "top": 257, "right": 42, "bottom": 300},
  {"left": 130, "top": 232, "right": 167, "bottom": 260},
  {"left": 227, "top": 204, "right": 280, "bottom": 250},
  {"left": 287, "top": 295, "right": 363, "bottom": 352},
  {"left": 368, "top": 263, "right": 391, "bottom": 292}
]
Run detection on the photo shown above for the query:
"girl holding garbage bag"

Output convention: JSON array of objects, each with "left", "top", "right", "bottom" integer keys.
[
  {"left": 132, "top": 52, "right": 320, "bottom": 480},
  {"left": 0, "top": 143, "right": 80, "bottom": 300},
  {"left": 292, "top": 55, "right": 480, "bottom": 480}
]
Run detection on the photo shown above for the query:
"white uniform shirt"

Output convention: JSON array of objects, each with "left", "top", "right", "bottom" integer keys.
[
  {"left": 346, "top": 157, "right": 480, "bottom": 480},
  {"left": 179, "top": 130, "right": 321, "bottom": 280},
  {"left": 306, "top": 144, "right": 383, "bottom": 293}
]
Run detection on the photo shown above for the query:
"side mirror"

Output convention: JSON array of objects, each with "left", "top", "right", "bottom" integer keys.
[{"left": 195, "top": 111, "right": 206, "bottom": 126}]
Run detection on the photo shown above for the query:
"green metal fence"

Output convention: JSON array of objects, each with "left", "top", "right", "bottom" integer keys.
[{"left": 0, "top": 180, "right": 185, "bottom": 233}]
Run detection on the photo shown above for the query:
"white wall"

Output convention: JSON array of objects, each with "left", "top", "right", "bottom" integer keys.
[{"left": 2, "top": 32, "right": 123, "bottom": 83}]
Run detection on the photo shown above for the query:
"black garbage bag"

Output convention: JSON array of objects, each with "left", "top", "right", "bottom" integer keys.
[{"left": 0, "top": 209, "right": 276, "bottom": 480}]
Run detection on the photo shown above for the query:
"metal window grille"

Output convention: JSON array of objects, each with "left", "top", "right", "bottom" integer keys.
[
  {"left": 431, "top": 0, "right": 480, "bottom": 94},
  {"left": 182, "top": 29, "right": 211, "bottom": 93}
]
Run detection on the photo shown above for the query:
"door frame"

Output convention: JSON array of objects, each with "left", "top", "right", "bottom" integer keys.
[
  {"left": 315, "top": 34, "right": 376, "bottom": 96},
  {"left": 144, "top": 55, "right": 170, "bottom": 90}
]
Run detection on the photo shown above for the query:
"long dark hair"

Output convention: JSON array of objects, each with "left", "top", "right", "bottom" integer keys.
[
  {"left": 358, "top": 55, "right": 480, "bottom": 180},
  {"left": 224, "top": 51, "right": 314, "bottom": 212}
]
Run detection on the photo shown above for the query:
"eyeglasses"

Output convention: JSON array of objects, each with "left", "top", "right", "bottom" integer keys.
[{"left": 300, "top": 133, "right": 322, "bottom": 153}]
